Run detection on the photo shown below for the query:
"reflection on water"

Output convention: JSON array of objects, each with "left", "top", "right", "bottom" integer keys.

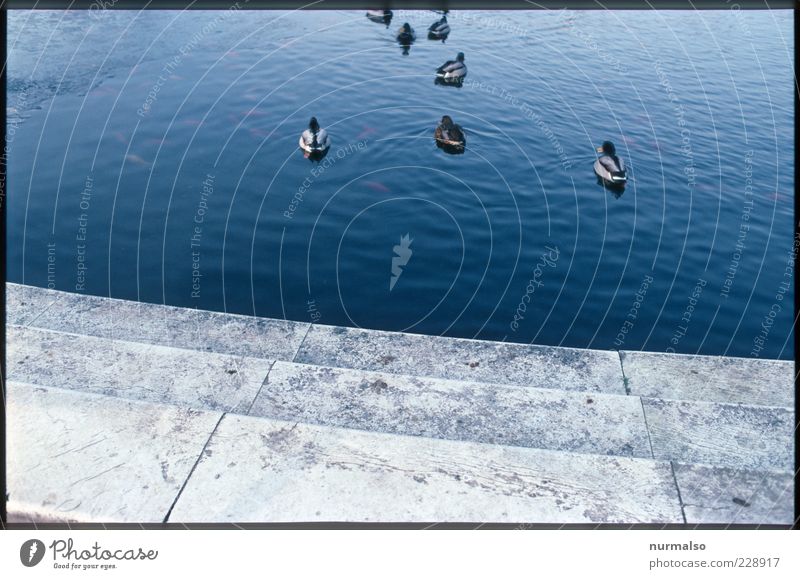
[{"left": 6, "top": 9, "right": 795, "bottom": 359}]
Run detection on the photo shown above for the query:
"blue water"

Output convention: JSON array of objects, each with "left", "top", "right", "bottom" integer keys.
[{"left": 7, "top": 9, "right": 795, "bottom": 359}]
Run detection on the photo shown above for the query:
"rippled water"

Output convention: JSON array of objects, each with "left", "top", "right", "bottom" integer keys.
[{"left": 7, "top": 9, "right": 795, "bottom": 359}]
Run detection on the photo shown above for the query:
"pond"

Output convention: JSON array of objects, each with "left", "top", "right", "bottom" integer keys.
[{"left": 6, "top": 8, "right": 794, "bottom": 359}]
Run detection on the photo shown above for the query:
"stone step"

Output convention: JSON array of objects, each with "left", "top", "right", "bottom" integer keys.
[
  {"left": 168, "top": 412, "right": 684, "bottom": 523},
  {"left": 7, "top": 324, "right": 272, "bottom": 415},
  {"left": 6, "top": 283, "right": 62, "bottom": 326},
  {"left": 641, "top": 398, "right": 793, "bottom": 472},
  {"left": 10, "top": 324, "right": 791, "bottom": 472},
  {"left": 10, "top": 284, "right": 792, "bottom": 414},
  {"left": 7, "top": 282, "right": 309, "bottom": 361},
  {"left": 294, "top": 324, "right": 626, "bottom": 395},
  {"left": 251, "top": 361, "right": 652, "bottom": 459},
  {"left": 6, "top": 382, "right": 222, "bottom": 523},
  {"left": 8, "top": 283, "right": 626, "bottom": 394},
  {"left": 620, "top": 350, "right": 794, "bottom": 407},
  {"left": 673, "top": 463, "right": 793, "bottom": 525},
  {"left": 7, "top": 383, "right": 791, "bottom": 524}
]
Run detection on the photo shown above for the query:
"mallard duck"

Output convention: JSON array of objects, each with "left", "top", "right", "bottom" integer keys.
[
  {"left": 593, "top": 141, "right": 627, "bottom": 188},
  {"left": 396, "top": 22, "right": 416, "bottom": 44},
  {"left": 366, "top": 10, "right": 392, "bottom": 27},
  {"left": 436, "top": 52, "right": 467, "bottom": 81},
  {"left": 428, "top": 15, "right": 450, "bottom": 39},
  {"left": 299, "top": 117, "right": 330, "bottom": 153},
  {"left": 434, "top": 115, "right": 466, "bottom": 152}
]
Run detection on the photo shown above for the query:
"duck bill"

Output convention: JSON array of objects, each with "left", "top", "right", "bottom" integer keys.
[{"left": 596, "top": 146, "right": 604, "bottom": 153}]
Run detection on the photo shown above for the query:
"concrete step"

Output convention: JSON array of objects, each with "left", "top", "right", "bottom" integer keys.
[
  {"left": 8, "top": 383, "right": 791, "bottom": 524},
  {"left": 6, "top": 283, "right": 62, "bottom": 326},
  {"left": 7, "top": 324, "right": 272, "bottom": 415},
  {"left": 6, "top": 382, "right": 222, "bottom": 523},
  {"left": 171, "top": 419, "right": 683, "bottom": 524},
  {"left": 8, "top": 283, "right": 626, "bottom": 395},
  {"left": 9, "top": 324, "right": 792, "bottom": 472},
  {"left": 642, "top": 398, "right": 793, "bottom": 472},
  {"left": 7, "top": 282, "right": 309, "bottom": 361},
  {"left": 620, "top": 350, "right": 793, "bottom": 407},
  {"left": 10, "top": 283, "right": 792, "bottom": 413},
  {"left": 252, "top": 361, "right": 652, "bottom": 459},
  {"left": 673, "top": 463, "right": 794, "bottom": 525},
  {"left": 294, "top": 324, "right": 626, "bottom": 395}
]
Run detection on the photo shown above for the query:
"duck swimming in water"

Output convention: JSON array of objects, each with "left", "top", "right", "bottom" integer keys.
[
  {"left": 593, "top": 141, "right": 627, "bottom": 189},
  {"left": 396, "top": 22, "right": 416, "bottom": 45},
  {"left": 428, "top": 15, "right": 450, "bottom": 40},
  {"left": 436, "top": 52, "right": 467, "bottom": 82},
  {"left": 299, "top": 117, "right": 330, "bottom": 157},
  {"left": 366, "top": 10, "right": 392, "bottom": 27},
  {"left": 435, "top": 115, "right": 466, "bottom": 153}
]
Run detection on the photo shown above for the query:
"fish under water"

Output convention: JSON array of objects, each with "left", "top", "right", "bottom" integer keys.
[
  {"left": 356, "top": 125, "right": 377, "bottom": 140},
  {"left": 363, "top": 180, "right": 390, "bottom": 193},
  {"left": 124, "top": 153, "right": 151, "bottom": 166}
]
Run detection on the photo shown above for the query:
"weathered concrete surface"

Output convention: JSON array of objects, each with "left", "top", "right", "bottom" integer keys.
[
  {"left": 6, "top": 283, "right": 61, "bottom": 326},
  {"left": 295, "top": 325, "right": 626, "bottom": 394},
  {"left": 251, "top": 361, "right": 652, "bottom": 458},
  {"left": 170, "top": 414, "right": 684, "bottom": 523},
  {"left": 6, "top": 383, "right": 221, "bottom": 523},
  {"left": 8, "top": 325, "right": 272, "bottom": 414},
  {"left": 11, "top": 283, "right": 309, "bottom": 360},
  {"left": 642, "top": 398, "right": 793, "bottom": 472},
  {"left": 673, "top": 463, "right": 794, "bottom": 525},
  {"left": 621, "top": 351, "right": 794, "bottom": 407},
  {"left": 6, "top": 283, "right": 794, "bottom": 524}
]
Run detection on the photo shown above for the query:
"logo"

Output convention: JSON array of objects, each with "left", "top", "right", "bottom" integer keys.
[
  {"left": 390, "top": 233, "right": 413, "bottom": 291},
  {"left": 20, "top": 539, "right": 46, "bottom": 567}
]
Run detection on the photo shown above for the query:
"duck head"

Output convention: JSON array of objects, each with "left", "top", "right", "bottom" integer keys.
[
  {"left": 309, "top": 117, "right": 320, "bottom": 132},
  {"left": 597, "top": 140, "right": 616, "bottom": 154}
]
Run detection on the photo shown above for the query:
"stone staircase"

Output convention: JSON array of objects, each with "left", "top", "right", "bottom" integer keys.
[{"left": 5, "top": 283, "right": 794, "bottom": 524}]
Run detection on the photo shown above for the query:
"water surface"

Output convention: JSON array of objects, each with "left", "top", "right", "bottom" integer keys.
[{"left": 7, "top": 9, "right": 795, "bottom": 359}]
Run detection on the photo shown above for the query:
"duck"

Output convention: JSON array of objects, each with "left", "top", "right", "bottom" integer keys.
[
  {"left": 366, "top": 10, "right": 392, "bottom": 27},
  {"left": 396, "top": 22, "right": 416, "bottom": 45},
  {"left": 593, "top": 141, "right": 627, "bottom": 189},
  {"left": 434, "top": 115, "right": 466, "bottom": 153},
  {"left": 436, "top": 52, "right": 467, "bottom": 82},
  {"left": 299, "top": 117, "right": 330, "bottom": 155},
  {"left": 428, "top": 15, "right": 450, "bottom": 39}
]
